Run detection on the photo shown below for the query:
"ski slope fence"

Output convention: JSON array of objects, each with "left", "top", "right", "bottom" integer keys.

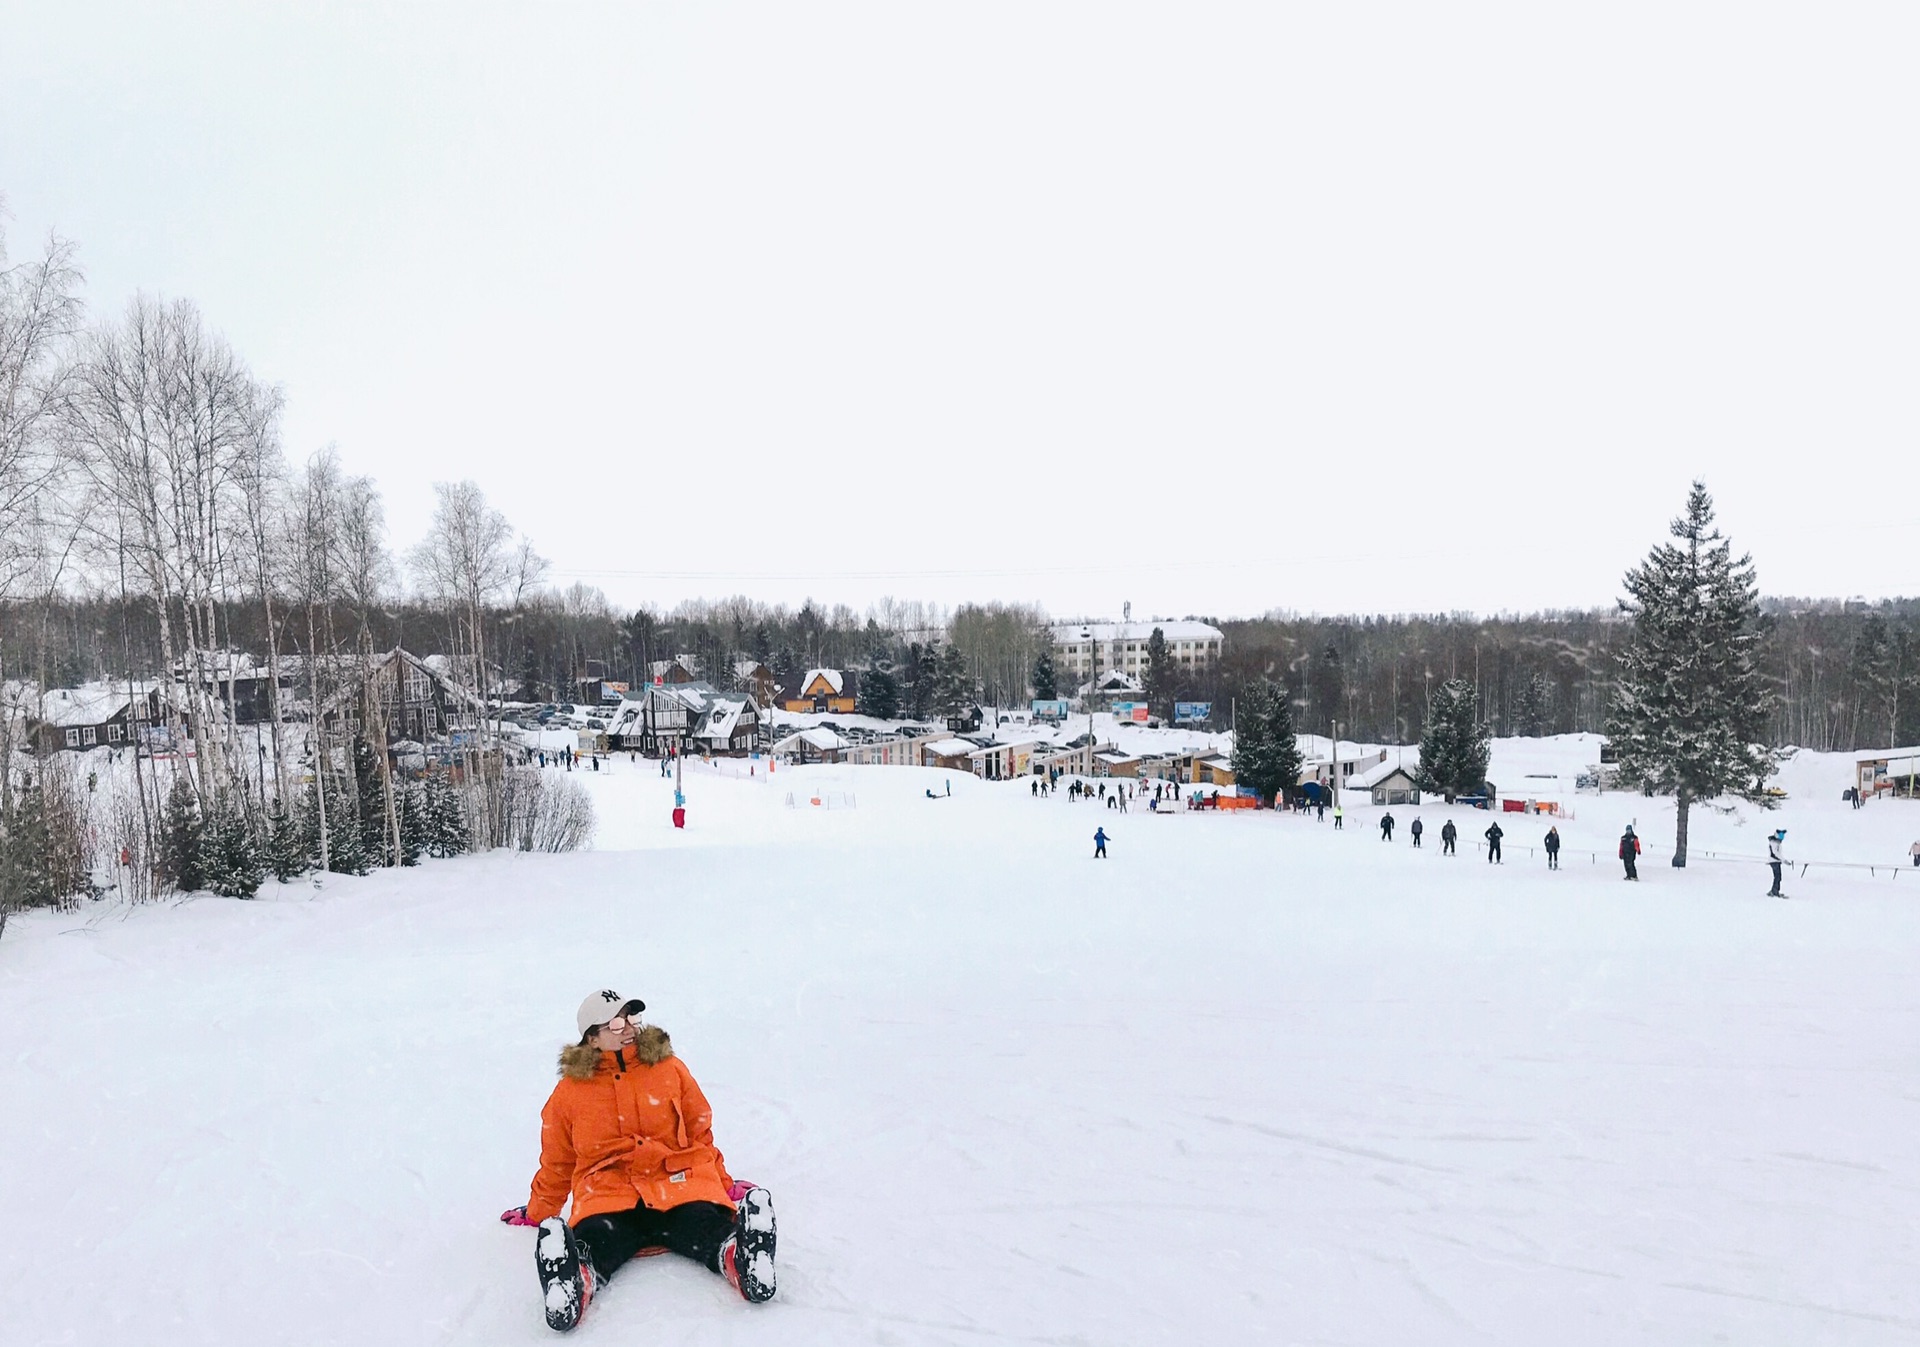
[{"left": 785, "top": 791, "right": 857, "bottom": 810}]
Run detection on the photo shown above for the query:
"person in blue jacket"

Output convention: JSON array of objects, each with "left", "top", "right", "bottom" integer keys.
[{"left": 1093, "top": 827, "right": 1108, "bottom": 859}]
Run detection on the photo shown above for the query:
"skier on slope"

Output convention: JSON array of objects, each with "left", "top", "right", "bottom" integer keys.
[
  {"left": 501, "top": 991, "right": 777, "bottom": 1331},
  {"left": 1619, "top": 825, "right": 1640, "bottom": 881},
  {"left": 1544, "top": 825, "right": 1561, "bottom": 870},
  {"left": 1094, "top": 826, "right": 1109, "bottom": 858},
  {"left": 1380, "top": 812, "right": 1395, "bottom": 841},
  {"left": 1767, "top": 828, "right": 1787, "bottom": 898},
  {"left": 1440, "top": 819, "right": 1457, "bottom": 855},
  {"left": 1484, "top": 819, "right": 1503, "bottom": 863},
  {"left": 1409, "top": 817, "right": 1423, "bottom": 848}
]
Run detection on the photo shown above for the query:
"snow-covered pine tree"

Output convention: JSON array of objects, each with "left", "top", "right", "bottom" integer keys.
[
  {"left": 1143, "top": 627, "right": 1177, "bottom": 718},
  {"left": 856, "top": 658, "right": 901, "bottom": 720},
  {"left": 1416, "top": 679, "right": 1491, "bottom": 803},
  {"left": 350, "top": 736, "right": 392, "bottom": 867},
  {"left": 421, "top": 769, "right": 469, "bottom": 858},
  {"left": 1031, "top": 648, "right": 1058, "bottom": 701},
  {"left": 1230, "top": 678, "right": 1303, "bottom": 805},
  {"left": 202, "top": 793, "right": 265, "bottom": 898},
  {"left": 934, "top": 643, "right": 975, "bottom": 719},
  {"left": 323, "top": 776, "right": 370, "bottom": 876},
  {"left": 1605, "top": 480, "right": 1779, "bottom": 866},
  {"left": 157, "top": 777, "right": 206, "bottom": 894},
  {"left": 264, "top": 795, "right": 312, "bottom": 883}
]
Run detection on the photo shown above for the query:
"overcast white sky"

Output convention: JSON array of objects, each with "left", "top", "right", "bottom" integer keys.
[{"left": 2, "top": 3, "right": 1914, "bottom": 620}]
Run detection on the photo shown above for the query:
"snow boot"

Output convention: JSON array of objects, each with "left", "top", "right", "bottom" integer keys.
[
  {"left": 720, "top": 1187, "right": 777, "bottom": 1303},
  {"left": 535, "top": 1217, "right": 596, "bottom": 1332}
]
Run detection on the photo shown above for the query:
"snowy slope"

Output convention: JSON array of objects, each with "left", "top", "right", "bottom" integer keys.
[{"left": 4, "top": 754, "right": 1920, "bottom": 1345}]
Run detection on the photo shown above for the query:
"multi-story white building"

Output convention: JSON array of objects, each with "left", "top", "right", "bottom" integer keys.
[{"left": 1050, "top": 619, "right": 1225, "bottom": 682}]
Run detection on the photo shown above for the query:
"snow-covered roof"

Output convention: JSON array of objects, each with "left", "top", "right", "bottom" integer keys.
[
  {"left": 1350, "top": 751, "right": 1420, "bottom": 790},
  {"left": 1857, "top": 744, "right": 1920, "bottom": 762},
  {"left": 172, "top": 649, "right": 269, "bottom": 680},
  {"left": 1052, "top": 619, "right": 1224, "bottom": 644},
  {"left": 922, "top": 737, "right": 976, "bottom": 757},
  {"left": 800, "top": 668, "right": 845, "bottom": 695},
  {"left": 34, "top": 682, "right": 159, "bottom": 727},
  {"left": 775, "top": 727, "right": 850, "bottom": 753},
  {"left": 695, "top": 698, "right": 751, "bottom": 742}
]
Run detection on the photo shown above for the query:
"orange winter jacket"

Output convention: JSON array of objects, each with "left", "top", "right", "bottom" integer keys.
[{"left": 525, "top": 1025, "right": 736, "bottom": 1225}]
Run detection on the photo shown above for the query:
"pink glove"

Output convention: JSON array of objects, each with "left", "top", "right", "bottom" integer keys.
[
  {"left": 500, "top": 1206, "right": 538, "bottom": 1227},
  {"left": 727, "top": 1180, "right": 759, "bottom": 1203}
]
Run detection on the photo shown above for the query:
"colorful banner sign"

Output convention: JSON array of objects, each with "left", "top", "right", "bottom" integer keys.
[
  {"left": 1030, "top": 699, "right": 1072, "bottom": 721},
  {"left": 1174, "top": 702, "right": 1212, "bottom": 724},
  {"left": 1112, "top": 701, "right": 1151, "bottom": 723}
]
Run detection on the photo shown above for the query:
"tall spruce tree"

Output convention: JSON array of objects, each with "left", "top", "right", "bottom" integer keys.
[
  {"left": 1606, "top": 481, "right": 1779, "bottom": 866},
  {"left": 1031, "top": 648, "right": 1058, "bottom": 701},
  {"left": 1230, "top": 679, "right": 1303, "bottom": 805},
  {"left": 934, "top": 643, "right": 975, "bottom": 720},
  {"left": 856, "top": 657, "right": 901, "bottom": 720},
  {"left": 1143, "top": 627, "right": 1177, "bottom": 718},
  {"left": 1416, "top": 679, "right": 1491, "bottom": 803}
]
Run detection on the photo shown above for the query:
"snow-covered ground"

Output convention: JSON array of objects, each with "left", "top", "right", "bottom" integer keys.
[{"left": 5, "top": 750, "right": 1920, "bottom": 1345}]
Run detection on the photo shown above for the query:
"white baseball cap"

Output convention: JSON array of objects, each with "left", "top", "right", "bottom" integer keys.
[{"left": 576, "top": 989, "right": 646, "bottom": 1036}]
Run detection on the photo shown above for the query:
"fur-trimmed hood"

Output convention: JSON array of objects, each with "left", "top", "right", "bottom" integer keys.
[{"left": 557, "top": 1025, "right": 674, "bottom": 1080}]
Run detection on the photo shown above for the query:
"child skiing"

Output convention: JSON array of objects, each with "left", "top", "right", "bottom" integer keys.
[
  {"left": 1767, "top": 828, "right": 1787, "bottom": 898},
  {"left": 1094, "top": 826, "right": 1109, "bottom": 859},
  {"left": 504, "top": 991, "right": 777, "bottom": 1331}
]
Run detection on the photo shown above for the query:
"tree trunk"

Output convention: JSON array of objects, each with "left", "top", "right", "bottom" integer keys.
[{"left": 1672, "top": 788, "right": 1690, "bottom": 867}]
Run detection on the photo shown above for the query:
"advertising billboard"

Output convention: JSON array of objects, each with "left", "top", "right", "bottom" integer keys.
[
  {"left": 1111, "top": 701, "right": 1151, "bottom": 723},
  {"left": 1030, "top": 699, "right": 1072, "bottom": 722},
  {"left": 1174, "top": 702, "right": 1212, "bottom": 724}
]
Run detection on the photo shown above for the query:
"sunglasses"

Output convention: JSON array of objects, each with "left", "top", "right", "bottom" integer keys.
[{"left": 595, "top": 1000, "right": 645, "bottom": 1034}]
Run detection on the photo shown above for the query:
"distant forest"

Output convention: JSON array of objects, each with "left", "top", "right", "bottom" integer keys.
[{"left": 9, "top": 591, "right": 1918, "bottom": 754}]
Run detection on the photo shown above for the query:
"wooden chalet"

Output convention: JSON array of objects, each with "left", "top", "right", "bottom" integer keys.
[{"left": 30, "top": 683, "right": 174, "bottom": 753}]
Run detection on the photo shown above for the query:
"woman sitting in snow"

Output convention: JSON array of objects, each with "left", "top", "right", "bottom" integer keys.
[{"left": 501, "top": 991, "right": 775, "bottom": 1331}]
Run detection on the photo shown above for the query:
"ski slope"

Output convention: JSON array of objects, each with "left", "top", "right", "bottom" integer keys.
[{"left": 4, "top": 751, "right": 1920, "bottom": 1345}]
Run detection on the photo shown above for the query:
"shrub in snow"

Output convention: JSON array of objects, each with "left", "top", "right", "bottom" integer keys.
[
  {"left": 0, "top": 761, "right": 92, "bottom": 928},
  {"left": 501, "top": 767, "right": 594, "bottom": 853}
]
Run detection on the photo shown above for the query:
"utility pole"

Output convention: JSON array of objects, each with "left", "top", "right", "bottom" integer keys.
[{"left": 1330, "top": 719, "right": 1341, "bottom": 810}]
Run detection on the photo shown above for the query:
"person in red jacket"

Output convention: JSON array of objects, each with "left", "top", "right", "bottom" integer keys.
[
  {"left": 503, "top": 991, "right": 776, "bottom": 1330},
  {"left": 1619, "top": 825, "right": 1641, "bottom": 880}
]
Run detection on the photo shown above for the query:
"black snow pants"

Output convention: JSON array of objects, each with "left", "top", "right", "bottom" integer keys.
[
  {"left": 573, "top": 1201, "right": 735, "bottom": 1280},
  {"left": 1622, "top": 854, "right": 1638, "bottom": 880},
  {"left": 1768, "top": 861, "right": 1783, "bottom": 895},
  {"left": 1442, "top": 835, "right": 1454, "bottom": 855},
  {"left": 1486, "top": 840, "right": 1501, "bottom": 863}
]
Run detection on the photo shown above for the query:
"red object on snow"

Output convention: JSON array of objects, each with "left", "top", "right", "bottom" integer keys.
[{"left": 672, "top": 807, "right": 686, "bottom": 829}]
